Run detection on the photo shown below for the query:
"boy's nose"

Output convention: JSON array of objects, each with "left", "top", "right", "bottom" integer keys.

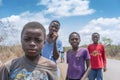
[
  {"left": 52, "top": 29, "right": 55, "bottom": 32},
  {"left": 29, "top": 41, "right": 36, "bottom": 47},
  {"left": 73, "top": 39, "right": 76, "bottom": 42}
]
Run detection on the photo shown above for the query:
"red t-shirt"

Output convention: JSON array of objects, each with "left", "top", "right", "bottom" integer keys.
[{"left": 88, "top": 44, "right": 106, "bottom": 69}]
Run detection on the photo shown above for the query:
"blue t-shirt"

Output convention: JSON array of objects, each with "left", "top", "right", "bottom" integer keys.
[{"left": 42, "top": 38, "right": 63, "bottom": 62}]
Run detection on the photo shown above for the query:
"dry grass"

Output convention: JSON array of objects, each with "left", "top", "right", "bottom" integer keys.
[
  {"left": 0, "top": 45, "right": 24, "bottom": 63},
  {"left": 0, "top": 45, "right": 120, "bottom": 63},
  {"left": 105, "top": 45, "right": 120, "bottom": 60}
]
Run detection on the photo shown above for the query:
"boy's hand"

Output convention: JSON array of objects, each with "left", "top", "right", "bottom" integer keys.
[
  {"left": 65, "top": 76, "right": 68, "bottom": 80},
  {"left": 103, "top": 67, "right": 107, "bottom": 72},
  {"left": 52, "top": 32, "right": 58, "bottom": 42}
]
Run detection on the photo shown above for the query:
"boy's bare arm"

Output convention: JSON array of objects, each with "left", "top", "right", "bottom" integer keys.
[
  {"left": 81, "top": 59, "right": 91, "bottom": 80},
  {"left": 52, "top": 32, "right": 60, "bottom": 60},
  {"left": 53, "top": 41, "right": 59, "bottom": 60},
  {"left": 102, "top": 45, "right": 107, "bottom": 72},
  {"left": 0, "top": 61, "right": 3, "bottom": 68},
  {"left": 81, "top": 66, "right": 91, "bottom": 80},
  {"left": 65, "top": 73, "right": 68, "bottom": 80}
]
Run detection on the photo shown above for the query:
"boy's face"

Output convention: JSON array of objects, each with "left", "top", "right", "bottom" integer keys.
[
  {"left": 69, "top": 33, "right": 80, "bottom": 48},
  {"left": 92, "top": 33, "right": 99, "bottom": 44},
  {"left": 21, "top": 28, "right": 45, "bottom": 57},
  {"left": 49, "top": 22, "right": 59, "bottom": 36}
]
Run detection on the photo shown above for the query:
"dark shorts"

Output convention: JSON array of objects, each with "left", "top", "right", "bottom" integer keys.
[{"left": 89, "top": 68, "right": 103, "bottom": 80}]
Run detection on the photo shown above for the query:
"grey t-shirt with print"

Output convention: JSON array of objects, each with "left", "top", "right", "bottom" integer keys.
[{"left": 0, "top": 56, "right": 57, "bottom": 80}]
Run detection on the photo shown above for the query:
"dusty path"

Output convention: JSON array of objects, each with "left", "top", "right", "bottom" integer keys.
[
  {"left": 58, "top": 61, "right": 67, "bottom": 80},
  {"left": 103, "top": 59, "right": 120, "bottom": 80},
  {"left": 58, "top": 58, "right": 120, "bottom": 80}
]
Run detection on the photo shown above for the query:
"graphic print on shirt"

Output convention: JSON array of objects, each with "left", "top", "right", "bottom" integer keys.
[
  {"left": 91, "top": 50, "right": 101, "bottom": 56},
  {"left": 10, "top": 68, "right": 49, "bottom": 80}
]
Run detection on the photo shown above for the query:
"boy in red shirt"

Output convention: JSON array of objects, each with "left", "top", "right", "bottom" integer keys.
[{"left": 88, "top": 32, "right": 107, "bottom": 80}]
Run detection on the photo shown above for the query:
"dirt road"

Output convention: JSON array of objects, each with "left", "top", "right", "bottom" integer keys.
[{"left": 103, "top": 59, "right": 120, "bottom": 80}]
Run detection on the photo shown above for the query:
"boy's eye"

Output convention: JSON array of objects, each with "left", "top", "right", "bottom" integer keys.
[
  {"left": 35, "top": 38, "right": 42, "bottom": 43},
  {"left": 70, "top": 38, "right": 73, "bottom": 41},
  {"left": 71, "top": 38, "right": 78, "bottom": 41},
  {"left": 93, "top": 36, "right": 99, "bottom": 38},
  {"left": 75, "top": 38, "right": 78, "bottom": 41},
  {"left": 24, "top": 37, "right": 31, "bottom": 42}
]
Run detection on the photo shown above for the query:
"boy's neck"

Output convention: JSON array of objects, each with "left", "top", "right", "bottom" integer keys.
[
  {"left": 72, "top": 47, "right": 79, "bottom": 51},
  {"left": 93, "top": 42, "right": 98, "bottom": 44},
  {"left": 26, "top": 55, "right": 41, "bottom": 63}
]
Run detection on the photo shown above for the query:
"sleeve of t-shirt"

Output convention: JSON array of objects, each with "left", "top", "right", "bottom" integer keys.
[
  {"left": 84, "top": 48, "right": 90, "bottom": 60},
  {"left": 57, "top": 39, "right": 63, "bottom": 52},
  {"left": 101, "top": 45, "right": 107, "bottom": 68},
  {"left": 0, "top": 59, "right": 15, "bottom": 80},
  {"left": 0, "top": 65, "right": 9, "bottom": 80}
]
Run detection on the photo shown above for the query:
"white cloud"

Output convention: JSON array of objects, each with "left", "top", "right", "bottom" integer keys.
[
  {"left": 1, "top": 11, "right": 50, "bottom": 31},
  {"left": 61, "top": 17, "right": 120, "bottom": 46},
  {"left": 38, "top": 0, "right": 95, "bottom": 17},
  {"left": 1, "top": 0, "right": 120, "bottom": 46},
  {"left": 0, "top": 11, "right": 50, "bottom": 45},
  {"left": 58, "top": 28, "right": 71, "bottom": 47},
  {"left": 79, "top": 17, "right": 120, "bottom": 45},
  {"left": 90, "top": 17, "right": 120, "bottom": 27}
]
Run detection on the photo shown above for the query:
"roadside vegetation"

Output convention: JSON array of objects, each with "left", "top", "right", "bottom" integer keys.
[
  {"left": 0, "top": 37, "right": 120, "bottom": 63},
  {"left": 1, "top": 43, "right": 120, "bottom": 63},
  {"left": 0, "top": 45, "right": 24, "bottom": 62}
]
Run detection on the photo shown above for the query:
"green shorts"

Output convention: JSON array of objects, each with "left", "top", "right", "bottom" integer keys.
[{"left": 60, "top": 53, "right": 64, "bottom": 58}]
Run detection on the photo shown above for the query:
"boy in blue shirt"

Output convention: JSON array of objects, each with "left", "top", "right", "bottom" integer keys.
[
  {"left": 42, "top": 20, "right": 63, "bottom": 79},
  {"left": 42, "top": 20, "right": 63, "bottom": 62}
]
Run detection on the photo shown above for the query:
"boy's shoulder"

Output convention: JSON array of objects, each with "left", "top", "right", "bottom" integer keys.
[
  {"left": 5, "top": 57, "right": 20, "bottom": 65},
  {"left": 88, "top": 43, "right": 94, "bottom": 46},
  {"left": 3, "top": 57, "right": 22, "bottom": 71},
  {"left": 88, "top": 43, "right": 104, "bottom": 46},
  {"left": 56, "top": 38, "right": 62, "bottom": 44},
  {"left": 80, "top": 47, "right": 88, "bottom": 50},
  {"left": 39, "top": 56, "right": 57, "bottom": 68},
  {"left": 99, "top": 43, "right": 104, "bottom": 46},
  {"left": 66, "top": 48, "right": 88, "bottom": 53},
  {"left": 66, "top": 49, "right": 72, "bottom": 53}
]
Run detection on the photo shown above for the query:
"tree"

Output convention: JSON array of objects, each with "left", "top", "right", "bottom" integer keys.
[
  {"left": 0, "top": 19, "right": 17, "bottom": 45},
  {"left": 101, "top": 37, "right": 113, "bottom": 46}
]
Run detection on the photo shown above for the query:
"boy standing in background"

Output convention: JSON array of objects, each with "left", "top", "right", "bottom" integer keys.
[{"left": 88, "top": 32, "right": 107, "bottom": 80}]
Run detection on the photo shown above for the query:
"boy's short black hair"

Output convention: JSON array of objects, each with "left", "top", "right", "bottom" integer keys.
[
  {"left": 50, "top": 20, "right": 60, "bottom": 29},
  {"left": 92, "top": 32, "right": 100, "bottom": 37},
  {"left": 21, "top": 21, "right": 46, "bottom": 39},
  {"left": 69, "top": 32, "right": 80, "bottom": 40}
]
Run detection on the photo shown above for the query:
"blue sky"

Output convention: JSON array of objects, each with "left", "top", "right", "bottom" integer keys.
[{"left": 0, "top": 0, "right": 120, "bottom": 46}]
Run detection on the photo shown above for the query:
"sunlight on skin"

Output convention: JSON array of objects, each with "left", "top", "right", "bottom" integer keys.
[{"left": 0, "top": 60, "right": 3, "bottom": 67}]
